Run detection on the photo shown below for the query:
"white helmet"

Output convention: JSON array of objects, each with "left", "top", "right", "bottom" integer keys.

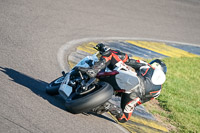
[
  {"left": 150, "top": 59, "right": 167, "bottom": 74},
  {"left": 150, "top": 59, "right": 167, "bottom": 85}
]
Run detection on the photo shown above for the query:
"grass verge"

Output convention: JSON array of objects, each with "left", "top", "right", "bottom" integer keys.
[{"left": 147, "top": 57, "right": 200, "bottom": 132}]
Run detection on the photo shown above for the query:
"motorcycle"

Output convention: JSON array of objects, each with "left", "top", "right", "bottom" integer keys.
[{"left": 46, "top": 47, "right": 138, "bottom": 114}]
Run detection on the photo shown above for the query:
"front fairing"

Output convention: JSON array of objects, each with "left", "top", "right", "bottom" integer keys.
[
  {"left": 59, "top": 53, "right": 99, "bottom": 100},
  {"left": 74, "top": 54, "right": 99, "bottom": 69},
  {"left": 59, "top": 72, "right": 72, "bottom": 100}
]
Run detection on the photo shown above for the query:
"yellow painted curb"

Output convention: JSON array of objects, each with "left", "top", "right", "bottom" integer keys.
[
  {"left": 126, "top": 41, "right": 198, "bottom": 57},
  {"left": 77, "top": 42, "right": 144, "bottom": 60},
  {"left": 77, "top": 42, "right": 98, "bottom": 54},
  {"left": 109, "top": 112, "right": 168, "bottom": 133}
]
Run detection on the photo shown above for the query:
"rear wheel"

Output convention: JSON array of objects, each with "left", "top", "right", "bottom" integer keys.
[
  {"left": 46, "top": 76, "right": 64, "bottom": 95},
  {"left": 65, "top": 81, "right": 113, "bottom": 114}
]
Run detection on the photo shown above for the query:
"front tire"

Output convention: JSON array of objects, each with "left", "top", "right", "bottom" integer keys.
[
  {"left": 65, "top": 82, "right": 113, "bottom": 114},
  {"left": 46, "top": 76, "right": 64, "bottom": 95}
]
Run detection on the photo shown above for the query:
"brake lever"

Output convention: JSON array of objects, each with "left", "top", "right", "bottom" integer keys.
[{"left": 93, "top": 47, "right": 99, "bottom": 51}]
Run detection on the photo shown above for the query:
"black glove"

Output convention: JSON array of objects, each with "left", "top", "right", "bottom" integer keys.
[
  {"left": 95, "top": 43, "right": 110, "bottom": 54},
  {"left": 96, "top": 43, "right": 106, "bottom": 52}
]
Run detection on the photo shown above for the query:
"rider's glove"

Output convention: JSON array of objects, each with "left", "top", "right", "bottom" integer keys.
[{"left": 96, "top": 43, "right": 110, "bottom": 54}]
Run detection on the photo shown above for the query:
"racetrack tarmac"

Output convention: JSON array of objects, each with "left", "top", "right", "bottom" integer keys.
[{"left": 0, "top": 0, "right": 200, "bottom": 133}]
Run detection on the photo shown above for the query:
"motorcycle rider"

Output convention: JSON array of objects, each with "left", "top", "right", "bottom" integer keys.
[{"left": 79, "top": 43, "right": 167, "bottom": 123}]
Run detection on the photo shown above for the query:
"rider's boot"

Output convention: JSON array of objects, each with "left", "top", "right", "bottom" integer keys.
[
  {"left": 97, "top": 101, "right": 124, "bottom": 122},
  {"left": 92, "top": 101, "right": 123, "bottom": 119},
  {"left": 111, "top": 93, "right": 141, "bottom": 123},
  {"left": 92, "top": 102, "right": 112, "bottom": 114},
  {"left": 108, "top": 102, "right": 124, "bottom": 120}
]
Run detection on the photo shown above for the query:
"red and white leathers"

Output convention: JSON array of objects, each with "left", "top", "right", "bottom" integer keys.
[{"left": 81, "top": 48, "right": 165, "bottom": 123}]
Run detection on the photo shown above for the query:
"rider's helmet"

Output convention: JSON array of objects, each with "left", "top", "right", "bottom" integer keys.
[{"left": 150, "top": 59, "right": 167, "bottom": 74}]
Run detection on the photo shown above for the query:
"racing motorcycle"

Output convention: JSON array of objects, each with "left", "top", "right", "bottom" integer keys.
[{"left": 46, "top": 47, "right": 138, "bottom": 114}]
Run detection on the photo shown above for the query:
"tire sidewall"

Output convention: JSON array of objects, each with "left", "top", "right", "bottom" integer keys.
[{"left": 65, "top": 82, "right": 113, "bottom": 114}]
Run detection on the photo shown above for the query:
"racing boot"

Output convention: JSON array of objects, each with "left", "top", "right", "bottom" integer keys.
[
  {"left": 92, "top": 101, "right": 123, "bottom": 120},
  {"left": 92, "top": 102, "right": 112, "bottom": 114},
  {"left": 109, "top": 104, "right": 123, "bottom": 119},
  {"left": 102, "top": 102, "right": 124, "bottom": 122}
]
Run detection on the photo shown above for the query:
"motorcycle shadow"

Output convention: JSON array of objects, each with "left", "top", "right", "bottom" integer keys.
[
  {"left": 0, "top": 67, "right": 116, "bottom": 123},
  {"left": 0, "top": 67, "right": 66, "bottom": 110}
]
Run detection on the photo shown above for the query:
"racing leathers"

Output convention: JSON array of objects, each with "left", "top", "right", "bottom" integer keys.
[{"left": 79, "top": 44, "right": 164, "bottom": 123}]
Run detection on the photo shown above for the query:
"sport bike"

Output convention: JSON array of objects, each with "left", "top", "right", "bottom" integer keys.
[{"left": 46, "top": 48, "right": 138, "bottom": 114}]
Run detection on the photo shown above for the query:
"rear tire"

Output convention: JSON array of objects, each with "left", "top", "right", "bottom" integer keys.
[
  {"left": 46, "top": 76, "right": 64, "bottom": 95},
  {"left": 65, "top": 82, "right": 113, "bottom": 114}
]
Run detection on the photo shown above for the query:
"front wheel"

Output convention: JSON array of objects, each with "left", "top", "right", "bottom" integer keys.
[
  {"left": 46, "top": 76, "right": 65, "bottom": 95},
  {"left": 65, "top": 82, "right": 113, "bottom": 114}
]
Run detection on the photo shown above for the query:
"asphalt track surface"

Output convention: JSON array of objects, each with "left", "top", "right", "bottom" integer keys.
[{"left": 1, "top": 0, "right": 200, "bottom": 133}]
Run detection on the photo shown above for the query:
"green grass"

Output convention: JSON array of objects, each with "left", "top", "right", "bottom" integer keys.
[{"left": 154, "top": 57, "right": 200, "bottom": 132}]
